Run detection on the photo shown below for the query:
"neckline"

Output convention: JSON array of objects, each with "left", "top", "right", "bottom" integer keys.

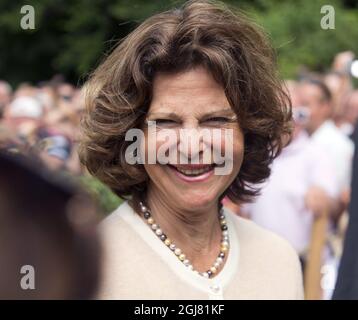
[{"left": 114, "top": 201, "right": 240, "bottom": 295}]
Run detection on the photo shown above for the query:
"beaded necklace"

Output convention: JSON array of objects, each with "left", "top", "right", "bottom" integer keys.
[{"left": 139, "top": 201, "right": 229, "bottom": 278}]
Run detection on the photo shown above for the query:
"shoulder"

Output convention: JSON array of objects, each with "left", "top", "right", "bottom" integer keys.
[
  {"left": 98, "top": 201, "right": 140, "bottom": 246},
  {"left": 100, "top": 202, "right": 128, "bottom": 229},
  {"left": 225, "top": 208, "right": 302, "bottom": 274},
  {"left": 225, "top": 209, "right": 304, "bottom": 299},
  {"left": 228, "top": 210, "right": 298, "bottom": 259}
]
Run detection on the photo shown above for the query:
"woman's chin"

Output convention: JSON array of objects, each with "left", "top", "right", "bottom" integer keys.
[{"left": 174, "top": 193, "right": 219, "bottom": 211}]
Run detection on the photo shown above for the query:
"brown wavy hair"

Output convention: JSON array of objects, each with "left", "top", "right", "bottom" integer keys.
[{"left": 79, "top": 0, "right": 292, "bottom": 204}]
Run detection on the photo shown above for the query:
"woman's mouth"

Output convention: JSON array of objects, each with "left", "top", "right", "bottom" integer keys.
[{"left": 167, "top": 164, "right": 215, "bottom": 182}]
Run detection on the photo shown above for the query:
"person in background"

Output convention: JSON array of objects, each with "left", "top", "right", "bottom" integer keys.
[
  {"left": 36, "top": 82, "right": 57, "bottom": 112},
  {"left": 32, "top": 133, "right": 73, "bottom": 172},
  {"left": 324, "top": 51, "right": 355, "bottom": 127},
  {"left": 338, "top": 90, "right": 358, "bottom": 138},
  {"left": 0, "top": 152, "right": 101, "bottom": 299},
  {"left": 241, "top": 81, "right": 338, "bottom": 258},
  {"left": 57, "top": 83, "right": 75, "bottom": 102},
  {"left": 0, "top": 77, "right": 85, "bottom": 175},
  {"left": 13, "top": 83, "right": 37, "bottom": 99},
  {"left": 298, "top": 78, "right": 355, "bottom": 299},
  {"left": 298, "top": 78, "right": 354, "bottom": 221},
  {"left": 2, "top": 96, "right": 44, "bottom": 146}
]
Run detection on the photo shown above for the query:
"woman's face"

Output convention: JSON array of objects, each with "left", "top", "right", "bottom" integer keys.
[{"left": 142, "top": 66, "right": 244, "bottom": 212}]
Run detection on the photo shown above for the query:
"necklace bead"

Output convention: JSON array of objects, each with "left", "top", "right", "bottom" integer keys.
[
  {"left": 216, "top": 257, "right": 224, "bottom": 264},
  {"left": 221, "top": 240, "right": 229, "bottom": 247},
  {"left": 210, "top": 266, "right": 217, "bottom": 274},
  {"left": 220, "top": 245, "right": 228, "bottom": 253}
]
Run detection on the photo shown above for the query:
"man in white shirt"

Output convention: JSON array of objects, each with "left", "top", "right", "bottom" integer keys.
[
  {"left": 242, "top": 123, "right": 339, "bottom": 254},
  {"left": 299, "top": 79, "right": 354, "bottom": 218},
  {"left": 241, "top": 81, "right": 339, "bottom": 254}
]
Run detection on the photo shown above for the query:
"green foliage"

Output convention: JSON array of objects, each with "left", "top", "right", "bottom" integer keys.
[
  {"left": 79, "top": 174, "right": 122, "bottom": 215},
  {"left": 243, "top": 0, "right": 358, "bottom": 78},
  {"left": 1, "top": 0, "right": 357, "bottom": 86},
  {"left": 0, "top": 0, "right": 183, "bottom": 86}
]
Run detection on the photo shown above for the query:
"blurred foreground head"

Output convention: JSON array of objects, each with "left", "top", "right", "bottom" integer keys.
[{"left": 0, "top": 152, "right": 101, "bottom": 299}]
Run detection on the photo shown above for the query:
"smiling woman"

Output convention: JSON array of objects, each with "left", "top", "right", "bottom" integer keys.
[
  {"left": 79, "top": 0, "right": 302, "bottom": 299},
  {"left": 142, "top": 67, "right": 243, "bottom": 212}
]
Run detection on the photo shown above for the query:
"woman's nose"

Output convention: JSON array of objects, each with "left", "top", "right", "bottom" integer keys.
[{"left": 177, "top": 126, "right": 209, "bottom": 163}]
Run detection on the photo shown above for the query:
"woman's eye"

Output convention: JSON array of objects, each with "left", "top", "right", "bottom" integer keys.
[
  {"left": 154, "top": 119, "right": 177, "bottom": 125},
  {"left": 205, "top": 117, "right": 230, "bottom": 123}
]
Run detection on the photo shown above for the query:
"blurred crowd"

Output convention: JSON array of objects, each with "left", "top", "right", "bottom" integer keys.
[
  {"left": 0, "top": 75, "right": 84, "bottom": 174},
  {"left": 1, "top": 51, "right": 358, "bottom": 299}
]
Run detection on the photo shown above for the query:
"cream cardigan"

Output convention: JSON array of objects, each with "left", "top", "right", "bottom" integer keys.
[{"left": 97, "top": 201, "right": 304, "bottom": 300}]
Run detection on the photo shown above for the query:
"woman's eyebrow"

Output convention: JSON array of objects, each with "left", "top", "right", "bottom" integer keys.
[
  {"left": 202, "top": 108, "right": 237, "bottom": 119},
  {"left": 145, "top": 108, "right": 237, "bottom": 123},
  {"left": 146, "top": 112, "right": 182, "bottom": 121}
]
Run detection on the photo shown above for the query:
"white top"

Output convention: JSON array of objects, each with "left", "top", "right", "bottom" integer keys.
[
  {"left": 311, "top": 120, "right": 354, "bottom": 192},
  {"left": 97, "top": 201, "right": 304, "bottom": 299},
  {"left": 243, "top": 131, "right": 339, "bottom": 253}
]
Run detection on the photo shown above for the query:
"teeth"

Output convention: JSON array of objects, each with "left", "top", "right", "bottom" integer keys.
[{"left": 174, "top": 166, "right": 212, "bottom": 176}]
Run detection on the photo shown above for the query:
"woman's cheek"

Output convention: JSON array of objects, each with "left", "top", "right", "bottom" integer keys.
[{"left": 223, "top": 128, "right": 244, "bottom": 177}]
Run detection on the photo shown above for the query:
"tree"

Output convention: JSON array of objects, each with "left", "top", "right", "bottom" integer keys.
[{"left": 1, "top": 0, "right": 357, "bottom": 87}]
